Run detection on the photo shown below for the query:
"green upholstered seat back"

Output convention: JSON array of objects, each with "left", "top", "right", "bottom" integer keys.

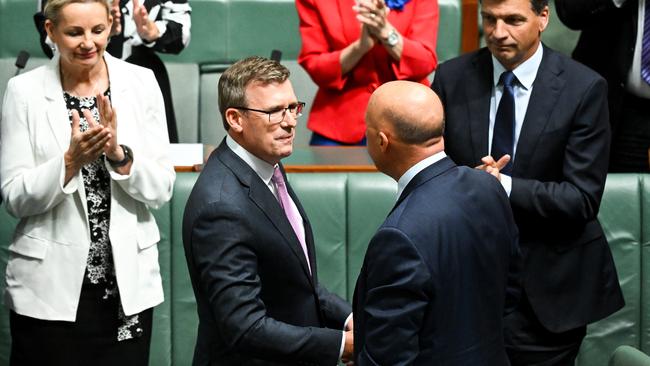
[
  {"left": 577, "top": 174, "right": 643, "bottom": 365},
  {"left": 169, "top": 172, "right": 201, "bottom": 366},
  {"left": 0, "top": 207, "right": 18, "bottom": 366},
  {"left": 1, "top": 173, "right": 650, "bottom": 366},
  {"left": 609, "top": 345, "right": 650, "bottom": 366}
]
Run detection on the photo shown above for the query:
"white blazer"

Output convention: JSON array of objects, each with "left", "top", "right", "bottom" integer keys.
[{"left": 0, "top": 53, "right": 175, "bottom": 321}]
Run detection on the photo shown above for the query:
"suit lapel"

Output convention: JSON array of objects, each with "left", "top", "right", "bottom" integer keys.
[
  {"left": 285, "top": 173, "right": 318, "bottom": 280},
  {"left": 105, "top": 54, "right": 136, "bottom": 148},
  {"left": 393, "top": 157, "right": 456, "bottom": 211},
  {"left": 217, "top": 142, "right": 315, "bottom": 283},
  {"left": 43, "top": 56, "right": 89, "bottom": 213},
  {"left": 43, "top": 56, "right": 70, "bottom": 154},
  {"left": 514, "top": 46, "right": 565, "bottom": 176},
  {"left": 466, "top": 50, "right": 494, "bottom": 162}
]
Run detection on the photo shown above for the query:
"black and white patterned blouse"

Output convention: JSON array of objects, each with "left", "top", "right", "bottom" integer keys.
[
  {"left": 63, "top": 90, "right": 143, "bottom": 342},
  {"left": 111, "top": 0, "right": 192, "bottom": 58}
]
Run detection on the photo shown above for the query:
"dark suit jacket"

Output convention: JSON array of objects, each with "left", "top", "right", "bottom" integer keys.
[
  {"left": 182, "top": 140, "right": 352, "bottom": 366},
  {"left": 432, "top": 46, "right": 625, "bottom": 332},
  {"left": 556, "top": 0, "right": 638, "bottom": 132},
  {"left": 353, "top": 157, "right": 520, "bottom": 365}
]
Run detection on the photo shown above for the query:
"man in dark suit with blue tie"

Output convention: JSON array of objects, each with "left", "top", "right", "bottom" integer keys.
[
  {"left": 182, "top": 56, "right": 353, "bottom": 366},
  {"left": 432, "top": 0, "right": 625, "bottom": 364},
  {"left": 353, "top": 80, "right": 521, "bottom": 365}
]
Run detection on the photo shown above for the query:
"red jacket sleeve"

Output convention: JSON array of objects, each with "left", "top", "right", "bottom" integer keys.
[{"left": 296, "top": 0, "right": 349, "bottom": 90}]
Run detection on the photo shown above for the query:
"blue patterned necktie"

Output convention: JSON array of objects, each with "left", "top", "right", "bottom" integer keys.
[
  {"left": 642, "top": 0, "right": 650, "bottom": 85},
  {"left": 491, "top": 71, "right": 517, "bottom": 175}
]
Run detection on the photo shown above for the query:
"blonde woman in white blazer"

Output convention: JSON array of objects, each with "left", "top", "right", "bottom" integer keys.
[{"left": 0, "top": 0, "right": 174, "bottom": 364}]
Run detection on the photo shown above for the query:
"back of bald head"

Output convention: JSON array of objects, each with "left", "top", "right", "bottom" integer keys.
[{"left": 366, "top": 81, "right": 445, "bottom": 145}]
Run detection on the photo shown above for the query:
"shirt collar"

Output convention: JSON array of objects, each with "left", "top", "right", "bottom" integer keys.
[
  {"left": 226, "top": 135, "right": 276, "bottom": 185},
  {"left": 491, "top": 43, "right": 544, "bottom": 90},
  {"left": 396, "top": 151, "right": 447, "bottom": 200}
]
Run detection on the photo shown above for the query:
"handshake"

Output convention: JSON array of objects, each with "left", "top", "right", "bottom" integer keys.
[{"left": 342, "top": 319, "right": 355, "bottom": 365}]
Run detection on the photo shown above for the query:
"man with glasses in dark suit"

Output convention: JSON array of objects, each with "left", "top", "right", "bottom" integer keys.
[{"left": 182, "top": 56, "right": 353, "bottom": 366}]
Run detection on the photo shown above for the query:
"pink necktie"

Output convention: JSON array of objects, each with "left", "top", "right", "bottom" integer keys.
[{"left": 272, "top": 166, "right": 311, "bottom": 274}]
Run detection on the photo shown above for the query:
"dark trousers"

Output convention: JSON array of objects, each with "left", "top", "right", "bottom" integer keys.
[
  {"left": 610, "top": 93, "right": 650, "bottom": 173},
  {"left": 504, "top": 293, "right": 586, "bottom": 366},
  {"left": 10, "top": 285, "right": 153, "bottom": 366}
]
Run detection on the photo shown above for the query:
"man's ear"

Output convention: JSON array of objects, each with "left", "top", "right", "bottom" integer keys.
[
  {"left": 378, "top": 131, "right": 389, "bottom": 153},
  {"left": 538, "top": 5, "right": 550, "bottom": 33},
  {"left": 225, "top": 108, "right": 244, "bottom": 133}
]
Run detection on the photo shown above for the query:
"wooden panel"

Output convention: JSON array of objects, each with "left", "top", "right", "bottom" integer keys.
[
  {"left": 461, "top": 0, "right": 480, "bottom": 53},
  {"left": 174, "top": 145, "right": 378, "bottom": 173}
]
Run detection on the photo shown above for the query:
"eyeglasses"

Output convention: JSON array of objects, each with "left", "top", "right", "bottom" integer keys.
[{"left": 232, "top": 102, "right": 306, "bottom": 124}]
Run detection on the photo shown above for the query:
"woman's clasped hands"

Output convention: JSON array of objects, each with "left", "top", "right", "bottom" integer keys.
[
  {"left": 353, "top": 0, "right": 390, "bottom": 40},
  {"left": 64, "top": 94, "right": 122, "bottom": 183}
]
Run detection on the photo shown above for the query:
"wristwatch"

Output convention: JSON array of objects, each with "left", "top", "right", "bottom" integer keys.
[
  {"left": 383, "top": 29, "right": 400, "bottom": 47},
  {"left": 107, "top": 144, "right": 133, "bottom": 168}
]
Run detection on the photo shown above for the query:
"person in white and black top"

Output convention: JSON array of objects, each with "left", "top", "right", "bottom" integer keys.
[
  {"left": 3, "top": 1, "right": 175, "bottom": 364},
  {"left": 35, "top": 0, "right": 192, "bottom": 143}
]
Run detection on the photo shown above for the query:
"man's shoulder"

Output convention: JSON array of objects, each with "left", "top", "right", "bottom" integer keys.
[
  {"left": 541, "top": 45, "right": 604, "bottom": 84},
  {"left": 436, "top": 48, "right": 490, "bottom": 74},
  {"left": 188, "top": 149, "right": 240, "bottom": 206}
]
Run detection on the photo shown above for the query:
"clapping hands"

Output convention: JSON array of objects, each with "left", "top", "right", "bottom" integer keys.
[
  {"left": 64, "top": 94, "right": 123, "bottom": 184},
  {"left": 353, "top": 0, "right": 391, "bottom": 41},
  {"left": 476, "top": 155, "right": 511, "bottom": 181},
  {"left": 132, "top": 0, "right": 161, "bottom": 42}
]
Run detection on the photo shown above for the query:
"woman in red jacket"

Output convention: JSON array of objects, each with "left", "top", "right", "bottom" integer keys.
[{"left": 297, "top": 0, "right": 439, "bottom": 145}]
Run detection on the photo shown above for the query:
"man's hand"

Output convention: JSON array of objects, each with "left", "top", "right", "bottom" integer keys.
[
  {"left": 345, "top": 317, "right": 354, "bottom": 332},
  {"left": 341, "top": 329, "right": 354, "bottom": 365},
  {"left": 476, "top": 154, "right": 510, "bottom": 181}
]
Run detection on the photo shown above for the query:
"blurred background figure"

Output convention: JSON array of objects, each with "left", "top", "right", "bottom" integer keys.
[
  {"left": 1, "top": 0, "right": 175, "bottom": 364},
  {"left": 36, "top": 0, "right": 192, "bottom": 143},
  {"left": 556, "top": 0, "right": 650, "bottom": 173},
  {"left": 296, "top": 0, "right": 438, "bottom": 146}
]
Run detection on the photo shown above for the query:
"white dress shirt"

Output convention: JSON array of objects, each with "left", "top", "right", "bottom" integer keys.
[
  {"left": 226, "top": 136, "right": 278, "bottom": 195},
  {"left": 396, "top": 151, "right": 448, "bottom": 201},
  {"left": 623, "top": 0, "right": 650, "bottom": 98},
  {"left": 490, "top": 44, "right": 544, "bottom": 195}
]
